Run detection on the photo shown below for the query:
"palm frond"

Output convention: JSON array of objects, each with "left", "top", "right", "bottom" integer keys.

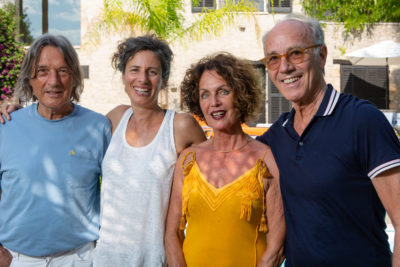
[
  {"left": 174, "top": 0, "right": 257, "bottom": 43},
  {"left": 83, "top": 0, "right": 257, "bottom": 47}
]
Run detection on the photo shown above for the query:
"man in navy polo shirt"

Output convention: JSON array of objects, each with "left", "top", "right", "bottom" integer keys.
[{"left": 257, "top": 14, "right": 400, "bottom": 266}]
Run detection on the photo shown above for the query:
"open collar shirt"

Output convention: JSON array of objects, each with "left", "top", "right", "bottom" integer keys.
[{"left": 257, "top": 84, "right": 400, "bottom": 266}]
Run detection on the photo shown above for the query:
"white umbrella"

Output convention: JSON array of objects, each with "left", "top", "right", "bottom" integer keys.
[{"left": 345, "top": 40, "right": 400, "bottom": 65}]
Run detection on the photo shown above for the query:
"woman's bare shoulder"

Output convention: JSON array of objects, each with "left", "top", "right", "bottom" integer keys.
[
  {"left": 173, "top": 112, "right": 206, "bottom": 154},
  {"left": 250, "top": 138, "right": 271, "bottom": 155},
  {"left": 106, "top": 105, "right": 130, "bottom": 132},
  {"left": 174, "top": 112, "right": 200, "bottom": 129}
]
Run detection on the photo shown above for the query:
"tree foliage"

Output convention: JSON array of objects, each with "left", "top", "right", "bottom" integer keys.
[
  {"left": 85, "top": 0, "right": 257, "bottom": 46},
  {"left": 1, "top": 1, "right": 34, "bottom": 45},
  {"left": 302, "top": 0, "right": 400, "bottom": 32},
  {"left": 0, "top": 2, "right": 25, "bottom": 101}
]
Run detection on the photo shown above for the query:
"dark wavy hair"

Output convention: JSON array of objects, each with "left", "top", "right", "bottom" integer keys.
[
  {"left": 181, "top": 52, "right": 262, "bottom": 123},
  {"left": 111, "top": 34, "right": 173, "bottom": 83}
]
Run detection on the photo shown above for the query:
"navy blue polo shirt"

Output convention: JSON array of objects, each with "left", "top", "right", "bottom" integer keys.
[{"left": 257, "top": 84, "right": 400, "bottom": 266}]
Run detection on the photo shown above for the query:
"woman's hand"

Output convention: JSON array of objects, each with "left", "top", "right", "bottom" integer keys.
[
  {"left": 0, "top": 103, "right": 22, "bottom": 124},
  {"left": 0, "top": 246, "right": 12, "bottom": 267}
]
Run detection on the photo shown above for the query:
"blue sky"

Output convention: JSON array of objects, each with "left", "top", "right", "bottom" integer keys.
[{"left": 24, "top": 0, "right": 81, "bottom": 45}]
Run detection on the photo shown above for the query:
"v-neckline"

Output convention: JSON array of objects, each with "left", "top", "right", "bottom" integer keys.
[{"left": 193, "top": 159, "right": 260, "bottom": 194}]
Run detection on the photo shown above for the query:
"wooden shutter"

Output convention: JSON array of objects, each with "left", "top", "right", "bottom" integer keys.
[
  {"left": 251, "top": 62, "right": 267, "bottom": 125},
  {"left": 268, "top": 75, "right": 291, "bottom": 123},
  {"left": 267, "top": 0, "right": 292, "bottom": 13},
  {"left": 340, "top": 65, "right": 389, "bottom": 109}
]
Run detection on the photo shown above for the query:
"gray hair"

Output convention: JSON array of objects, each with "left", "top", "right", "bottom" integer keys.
[
  {"left": 15, "top": 34, "right": 83, "bottom": 103},
  {"left": 262, "top": 14, "right": 325, "bottom": 52},
  {"left": 112, "top": 34, "right": 173, "bottom": 82}
]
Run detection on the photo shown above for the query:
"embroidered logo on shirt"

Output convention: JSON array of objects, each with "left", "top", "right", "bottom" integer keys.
[{"left": 70, "top": 150, "right": 76, "bottom": 155}]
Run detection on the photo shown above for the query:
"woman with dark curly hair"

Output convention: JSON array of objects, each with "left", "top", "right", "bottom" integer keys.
[{"left": 165, "top": 52, "right": 285, "bottom": 267}]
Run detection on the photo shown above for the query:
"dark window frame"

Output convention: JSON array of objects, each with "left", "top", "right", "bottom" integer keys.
[
  {"left": 268, "top": 74, "right": 292, "bottom": 123},
  {"left": 192, "top": 0, "right": 216, "bottom": 12},
  {"left": 251, "top": 61, "right": 267, "bottom": 125},
  {"left": 267, "top": 0, "right": 292, "bottom": 13}
]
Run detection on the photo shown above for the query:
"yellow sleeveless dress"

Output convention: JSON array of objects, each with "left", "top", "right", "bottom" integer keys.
[{"left": 180, "top": 151, "right": 270, "bottom": 267}]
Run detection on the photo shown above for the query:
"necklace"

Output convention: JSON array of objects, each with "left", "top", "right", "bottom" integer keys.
[{"left": 212, "top": 135, "right": 252, "bottom": 153}]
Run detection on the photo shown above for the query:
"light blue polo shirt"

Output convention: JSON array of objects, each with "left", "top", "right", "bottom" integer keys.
[
  {"left": 0, "top": 103, "right": 111, "bottom": 256},
  {"left": 257, "top": 84, "right": 400, "bottom": 266}
]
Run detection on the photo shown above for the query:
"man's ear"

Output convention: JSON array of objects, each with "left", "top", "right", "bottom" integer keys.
[{"left": 319, "top": 45, "right": 328, "bottom": 69}]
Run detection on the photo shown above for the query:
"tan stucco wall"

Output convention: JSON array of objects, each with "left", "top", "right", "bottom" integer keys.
[{"left": 77, "top": 0, "right": 400, "bottom": 116}]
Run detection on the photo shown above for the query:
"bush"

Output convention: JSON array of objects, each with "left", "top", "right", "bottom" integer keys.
[{"left": 0, "top": 3, "right": 25, "bottom": 101}]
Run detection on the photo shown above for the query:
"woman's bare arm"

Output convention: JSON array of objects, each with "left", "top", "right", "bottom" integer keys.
[
  {"left": 258, "top": 148, "right": 286, "bottom": 267},
  {"left": 164, "top": 148, "right": 192, "bottom": 267}
]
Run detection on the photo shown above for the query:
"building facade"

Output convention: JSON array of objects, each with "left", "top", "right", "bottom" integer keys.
[{"left": 76, "top": 0, "right": 400, "bottom": 123}]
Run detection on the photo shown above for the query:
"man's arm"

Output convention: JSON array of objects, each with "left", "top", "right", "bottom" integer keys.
[{"left": 372, "top": 166, "right": 400, "bottom": 267}]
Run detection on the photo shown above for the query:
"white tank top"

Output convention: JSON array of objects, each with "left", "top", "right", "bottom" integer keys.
[{"left": 95, "top": 108, "right": 176, "bottom": 267}]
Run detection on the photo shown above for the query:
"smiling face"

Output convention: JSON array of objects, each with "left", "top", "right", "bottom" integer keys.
[
  {"left": 199, "top": 70, "right": 241, "bottom": 132},
  {"left": 264, "top": 20, "right": 327, "bottom": 106},
  {"left": 29, "top": 46, "right": 74, "bottom": 119},
  {"left": 122, "top": 50, "right": 164, "bottom": 108}
]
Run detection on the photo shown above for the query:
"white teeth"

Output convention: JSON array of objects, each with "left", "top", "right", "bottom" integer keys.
[
  {"left": 212, "top": 111, "right": 225, "bottom": 116},
  {"left": 134, "top": 88, "right": 149, "bottom": 92},
  {"left": 283, "top": 77, "right": 300, "bottom": 84}
]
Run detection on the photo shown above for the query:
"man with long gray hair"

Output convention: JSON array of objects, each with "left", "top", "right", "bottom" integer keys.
[
  {"left": 257, "top": 14, "right": 400, "bottom": 266},
  {"left": 0, "top": 34, "right": 111, "bottom": 266}
]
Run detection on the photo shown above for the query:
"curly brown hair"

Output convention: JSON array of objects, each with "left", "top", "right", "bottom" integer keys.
[{"left": 181, "top": 52, "right": 262, "bottom": 123}]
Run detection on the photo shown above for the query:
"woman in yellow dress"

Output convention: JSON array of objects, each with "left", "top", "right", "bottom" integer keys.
[{"left": 165, "top": 52, "right": 285, "bottom": 267}]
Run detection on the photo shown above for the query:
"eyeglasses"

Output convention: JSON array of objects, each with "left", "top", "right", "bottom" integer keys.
[{"left": 261, "top": 44, "right": 322, "bottom": 71}]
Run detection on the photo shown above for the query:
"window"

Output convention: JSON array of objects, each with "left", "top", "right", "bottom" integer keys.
[
  {"left": 24, "top": 0, "right": 81, "bottom": 45},
  {"left": 267, "top": 0, "right": 292, "bottom": 13},
  {"left": 251, "top": 61, "right": 267, "bottom": 125},
  {"left": 236, "top": 0, "right": 265, "bottom": 12},
  {"left": 340, "top": 65, "right": 389, "bottom": 109},
  {"left": 81, "top": 65, "right": 89, "bottom": 79},
  {"left": 193, "top": 0, "right": 267, "bottom": 13},
  {"left": 268, "top": 75, "right": 291, "bottom": 123},
  {"left": 192, "top": 0, "right": 215, "bottom": 12}
]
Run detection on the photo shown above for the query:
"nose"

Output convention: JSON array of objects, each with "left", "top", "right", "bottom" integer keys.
[
  {"left": 47, "top": 69, "right": 61, "bottom": 86},
  {"left": 210, "top": 94, "right": 220, "bottom": 107},
  {"left": 279, "top": 56, "right": 295, "bottom": 73},
  {"left": 137, "top": 70, "right": 149, "bottom": 84}
]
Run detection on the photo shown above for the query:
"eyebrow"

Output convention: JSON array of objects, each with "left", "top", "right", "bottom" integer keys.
[
  {"left": 128, "top": 65, "right": 160, "bottom": 69},
  {"left": 199, "top": 84, "right": 230, "bottom": 92},
  {"left": 266, "top": 45, "right": 304, "bottom": 56},
  {"left": 35, "top": 64, "right": 69, "bottom": 69}
]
